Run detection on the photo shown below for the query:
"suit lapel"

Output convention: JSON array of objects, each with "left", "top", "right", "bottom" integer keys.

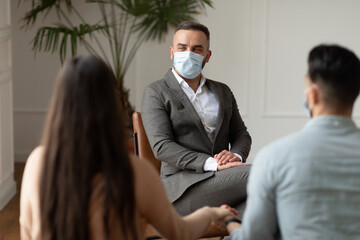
[
  {"left": 206, "top": 80, "right": 225, "bottom": 143},
  {"left": 164, "top": 70, "right": 211, "bottom": 144}
]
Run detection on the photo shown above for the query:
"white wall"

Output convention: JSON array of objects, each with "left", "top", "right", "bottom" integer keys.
[
  {"left": 134, "top": 0, "right": 360, "bottom": 161},
  {"left": 11, "top": 0, "right": 360, "bottom": 163},
  {"left": 0, "top": 0, "right": 16, "bottom": 210}
]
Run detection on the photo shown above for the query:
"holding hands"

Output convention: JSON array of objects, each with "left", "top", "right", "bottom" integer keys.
[{"left": 207, "top": 205, "right": 238, "bottom": 225}]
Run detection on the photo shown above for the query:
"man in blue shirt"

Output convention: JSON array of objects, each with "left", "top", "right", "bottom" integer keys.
[{"left": 225, "top": 44, "right": 360, "bottom": 239}]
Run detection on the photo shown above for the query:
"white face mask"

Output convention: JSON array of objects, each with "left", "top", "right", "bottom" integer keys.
[
  {"left": 173, "top": 51, "right": 204, "bottom": 79},
  {"left": 302, "top": 88, "right": 313, "bottom": 118}
]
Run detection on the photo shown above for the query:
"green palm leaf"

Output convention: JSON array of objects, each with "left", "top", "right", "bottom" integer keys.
[
  {"left": 20, "top": 0, "right": 73, "bottom": 26},
  {"left": 19, "top": 0, "right": 214, "bottom": 124},
  {"left": 32, "top": 23, "right": 105, "bottom": 63},
  {"left": 133, "top": 0, "right": 213, "bottom": 41}
]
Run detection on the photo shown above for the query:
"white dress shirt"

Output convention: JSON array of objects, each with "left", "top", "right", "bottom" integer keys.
[{"left": 172, "top": 69, "right": 241, "bottom": 171}]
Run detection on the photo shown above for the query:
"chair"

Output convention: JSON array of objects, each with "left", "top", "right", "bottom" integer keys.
[
  {"left": 132, "top": 112, "right": 227, "bottom": 239},
  {"left": 132, "top": 112, "right": 161, "bottom": 172}
]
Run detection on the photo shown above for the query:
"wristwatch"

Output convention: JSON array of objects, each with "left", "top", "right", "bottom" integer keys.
[{"left": 225, "top": 218, "right": 242, "bottom": 226}]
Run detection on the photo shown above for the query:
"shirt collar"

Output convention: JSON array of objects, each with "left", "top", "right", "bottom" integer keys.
[
  {"left": 172, "top": 68, "right": 206, "bottom": 92},
  {"left": 304, "top": 115, "right": 356, "bottom": 130}
]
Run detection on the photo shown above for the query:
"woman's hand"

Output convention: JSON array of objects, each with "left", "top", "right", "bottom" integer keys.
[
  {"left": 220, "top": 204, "right": 238, "bottom": 216},
  {"left": 208, "top": 205, "right": 238, "bottom": 225}
]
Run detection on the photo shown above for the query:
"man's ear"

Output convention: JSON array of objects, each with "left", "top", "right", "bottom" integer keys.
[
  {"left": 205, "top": 50, "right": 212, "bottom": 63},
  {"left": 170, "top": 46, "right": 174, "bottom": 60},
  {"left": 309, "top": 85, "right": 320, "bottom": 105},
  {"left": 314, "top": 86, "right": 322, "bottom": 105}
]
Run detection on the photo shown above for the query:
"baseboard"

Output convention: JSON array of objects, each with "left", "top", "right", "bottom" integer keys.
[{"left": 0, "top": 175, "right": 16, "bottom": 210}]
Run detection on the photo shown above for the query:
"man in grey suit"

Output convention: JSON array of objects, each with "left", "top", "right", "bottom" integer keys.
[
  {"left": 225, "top": 45, "right": 360, "bottom": 239},
  {"left": 141, "top": 21, "right": 252, "bottom": 216}
]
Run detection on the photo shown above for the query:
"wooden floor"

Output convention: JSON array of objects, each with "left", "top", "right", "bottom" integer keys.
[
  {"left": 0, "top": 163, "right": 25, "bottom": 240},
  {"left": 0, "top": 163, "right": 219, "bottom": 240}
]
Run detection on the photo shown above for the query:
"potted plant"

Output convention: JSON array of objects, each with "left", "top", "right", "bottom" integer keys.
[{"left": 19, "top": 0, "right": 213, "bottom": 127}]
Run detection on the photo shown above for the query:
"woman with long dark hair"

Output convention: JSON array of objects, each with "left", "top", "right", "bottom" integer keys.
[{"left": 20, "top": 55, "right": 236, "bottom": 240}]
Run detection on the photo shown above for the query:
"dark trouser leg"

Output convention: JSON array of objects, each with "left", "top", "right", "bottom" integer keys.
[{"left": 173, "top": 164, "right": 251, "bottom": 219}]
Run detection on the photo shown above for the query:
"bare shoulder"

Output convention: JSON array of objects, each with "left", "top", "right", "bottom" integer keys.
[
  {"left": 21, "top": 146, "right": 45, "bottom": 200},
  {"left": 24, "top": 146, "right": 45, "bottom": 173},
  {"left": 28, "top": 146, "right": 44, "bottom": 159}
]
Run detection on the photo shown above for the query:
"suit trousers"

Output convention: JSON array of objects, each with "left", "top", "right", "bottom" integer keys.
[{"left": 173, "top": 164, "right": 251, "bottom": 218}]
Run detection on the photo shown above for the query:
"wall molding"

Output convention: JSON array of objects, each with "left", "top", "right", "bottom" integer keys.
[
  {"left": 0, "top": 24, "right": 10, "bottom": 30},
  {"left": 232, "top": 0, "right": 252, "bottom": 118},
  {"left": 262, "top": 111, "right": 307, "bottom": 118},
  {"left": 242, "top": 0, "right": 252, "bottom": 118},
  {"left": 0, "top": 174, "right": 16, "bottom": 210},
  {"left": 0, "top": 37, "right": 11, "bottom": 71},
  {"left": 0, "top": 68, "right": 11, "bottom": 86},
  {"left": 262, "top": 0, "right": 271, "bottom": 117},
  {"left": 14, "top": 109, "right": 48, "bottom": 115},
  {"left": 0, "top": 66, "right": 11, "bottom": 73},
  {"left": 260, "top": 113, "right": 360, "bottom": 119},
  {"left": 261, "top": 0, "right": 304, "bottom": 119},
  {"left": 0, "top": 0, "right": 14, "bottom": 211},
  {"left": 262, "top": 111, "right": 360, "bottom": 119},
  {"left": 261, "top": 0, "right": 360, "bottom": 119},
  {"left": 0, "top": 26, "right": 11, "bottom": 41}
]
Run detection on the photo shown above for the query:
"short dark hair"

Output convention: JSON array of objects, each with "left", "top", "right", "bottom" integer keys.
[
  {"left": 175, "top": 21, "right": 210, "bottom": 45},
  {"left": 308, "top": 44, "right": 360, "bottom": 108}
]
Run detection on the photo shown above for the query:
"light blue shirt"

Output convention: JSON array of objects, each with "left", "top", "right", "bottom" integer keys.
[{"left": 231, "top": 116, "right": 360, "bottom": 240}]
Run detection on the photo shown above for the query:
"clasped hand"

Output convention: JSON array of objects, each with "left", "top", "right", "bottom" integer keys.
[{"left": 215, "top": 150, "right": 245, "bottom": 170}]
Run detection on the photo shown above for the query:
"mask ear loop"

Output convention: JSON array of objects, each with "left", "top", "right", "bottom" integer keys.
[
  {"left": 308, "top": 103, "right": 313, "bottom": 111},
  {"left": 303, "top": 87, "right": 314, "bottom": 118},
  {"left": 308, "top": 103, "right": 314, "bottom": 118}
]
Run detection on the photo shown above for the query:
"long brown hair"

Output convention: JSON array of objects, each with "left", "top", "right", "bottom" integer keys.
[{"left": 40, "top": 55, "right": 137, "bottom": 239}]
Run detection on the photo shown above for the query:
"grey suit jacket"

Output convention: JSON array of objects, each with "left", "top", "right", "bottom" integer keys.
[{"left": 141, "top": 69, "right": 252, "bottom": 202}]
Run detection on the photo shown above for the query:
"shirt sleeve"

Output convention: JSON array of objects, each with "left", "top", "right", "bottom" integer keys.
[
  {"left": 233, "top": 153, "right": 243, "bottom": 163},
  {"left": 230, "top": 148, "right": 279, "bottom": 240},
  {"left": 203, "top": 157, "right": 218, "bottom": 171},
  {"left": 203, "top": 153, "right": 243, "bottom": 172}
]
